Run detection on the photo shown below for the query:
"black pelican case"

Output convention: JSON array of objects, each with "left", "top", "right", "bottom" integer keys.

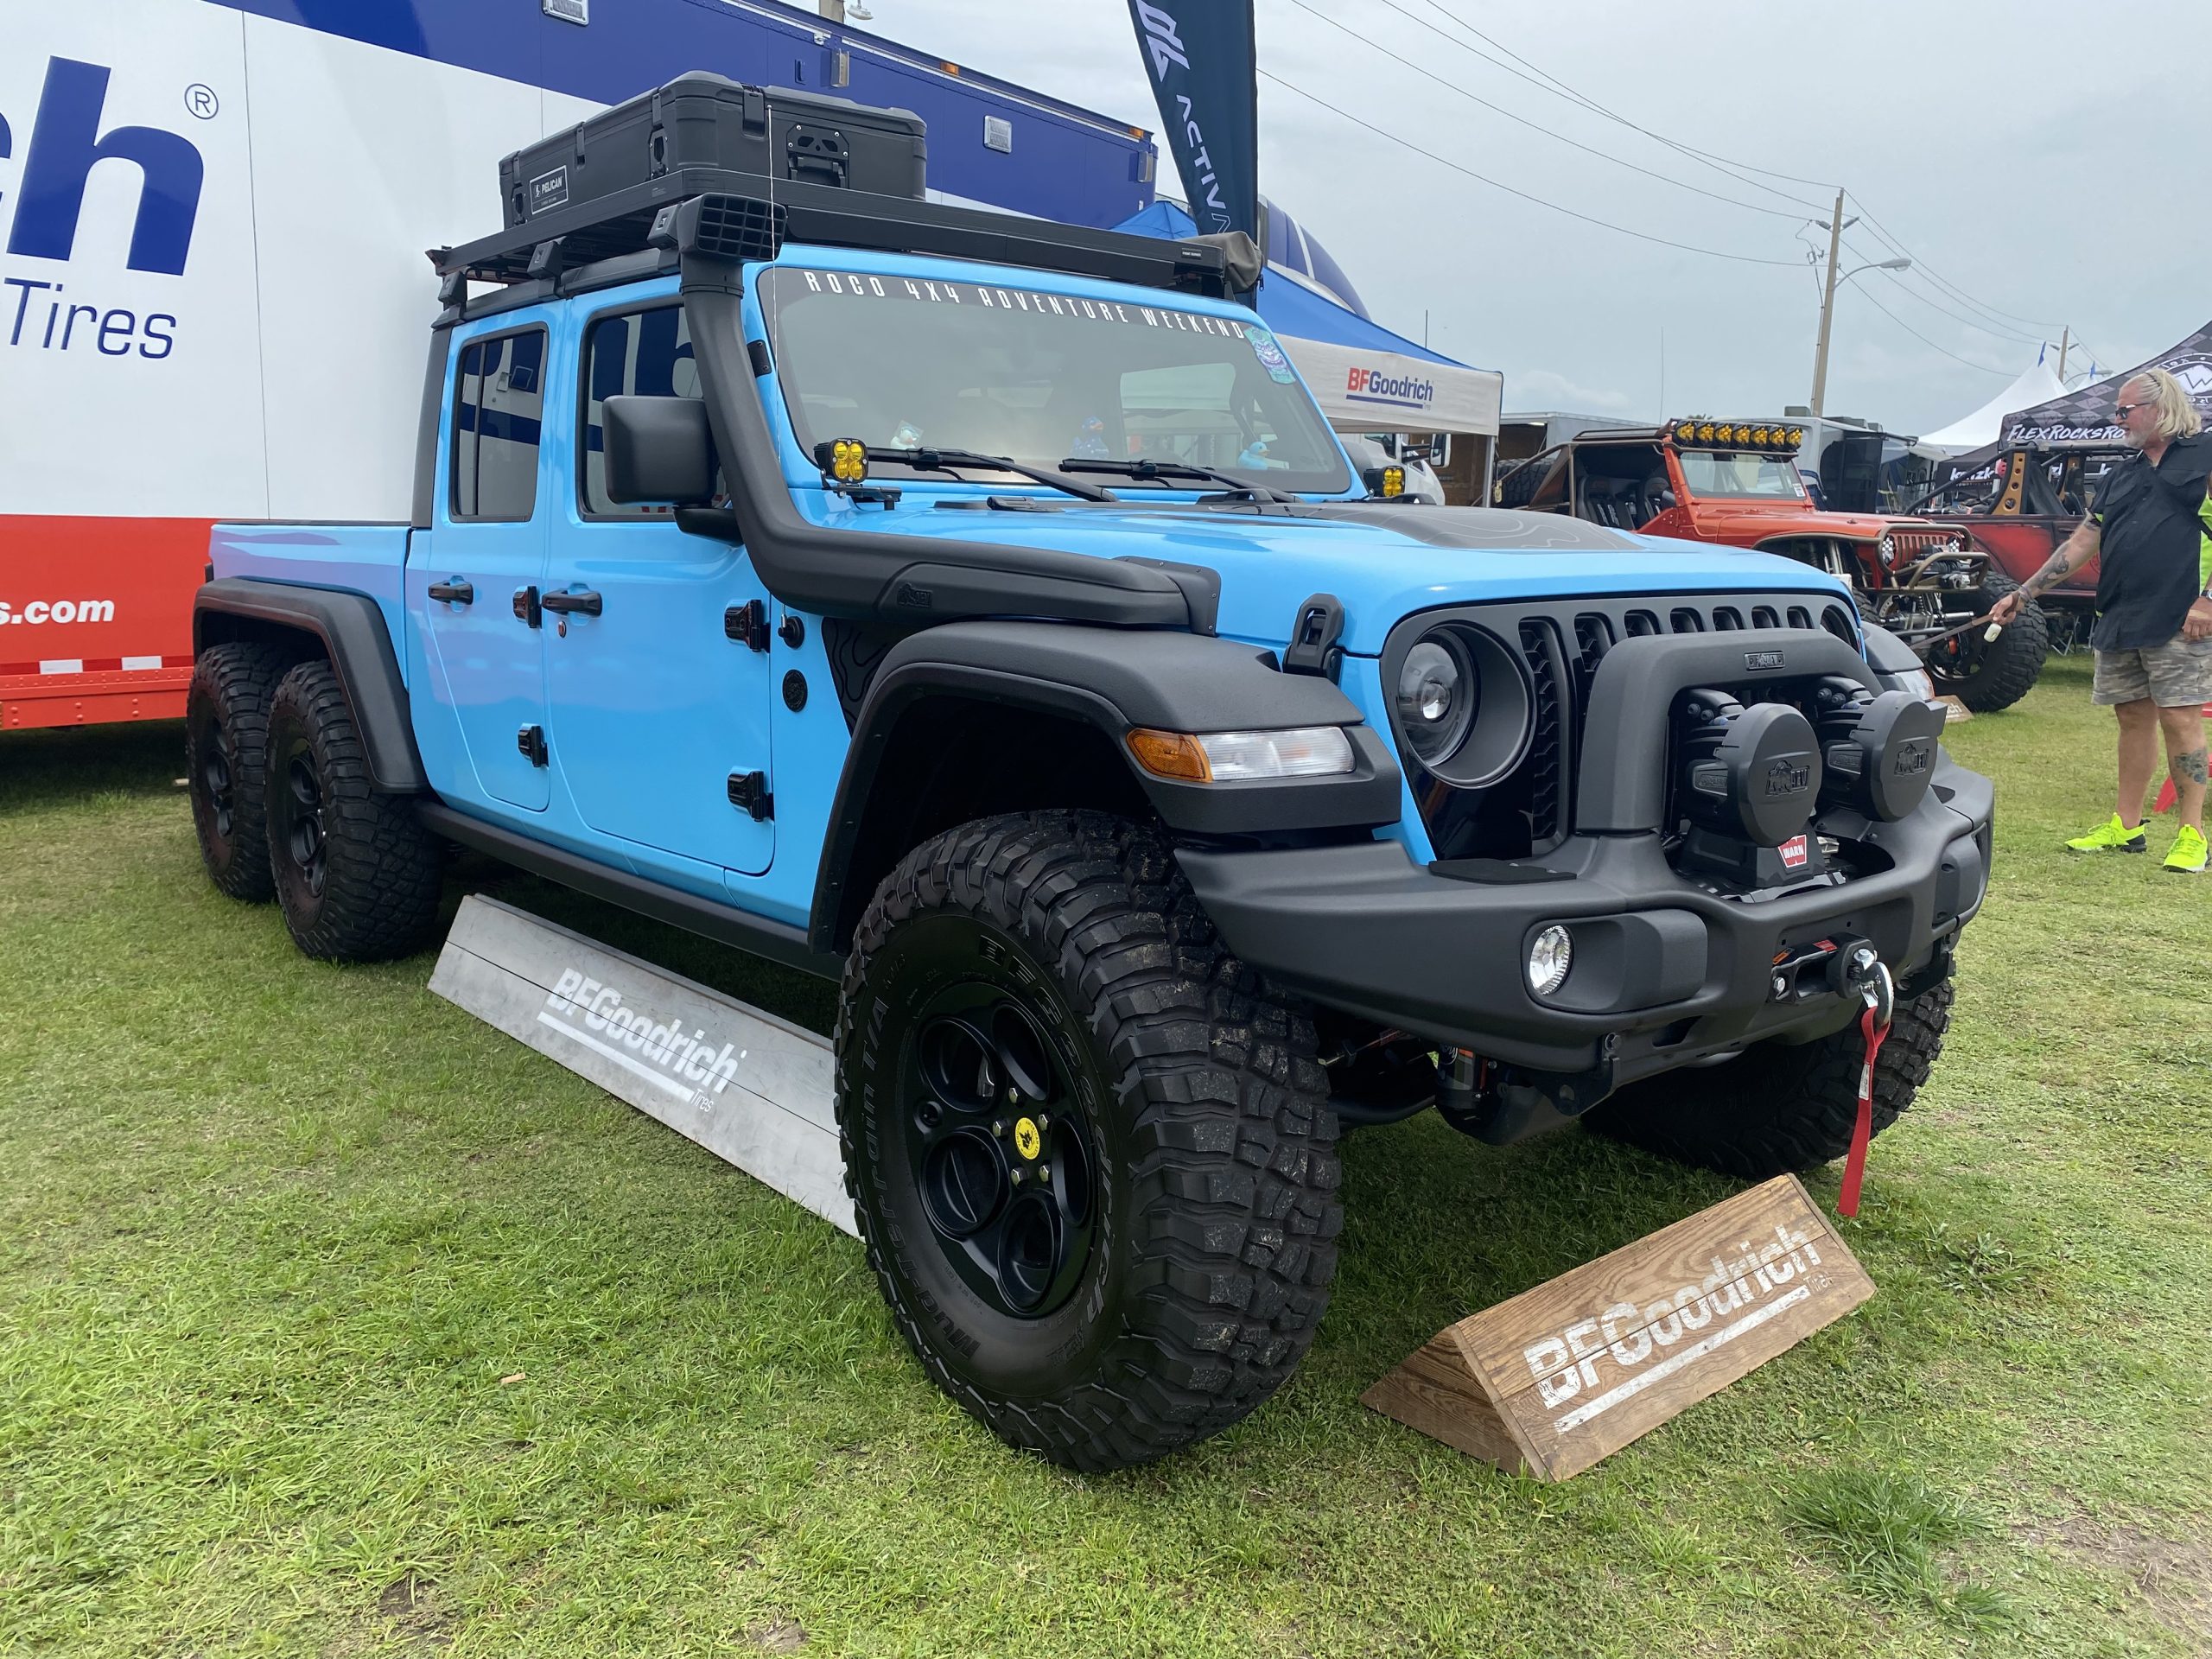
[{"left": 499, "top": 73, "right": 927, "bottom": 228}]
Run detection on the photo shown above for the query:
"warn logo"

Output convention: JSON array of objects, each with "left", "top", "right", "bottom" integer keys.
[{"left": 1, "top": 57, "right": 206, "bottom": 276}]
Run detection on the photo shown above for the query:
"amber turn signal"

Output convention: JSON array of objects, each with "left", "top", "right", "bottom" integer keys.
[{"left": 1125, "top": 728, "right": 1211, "bottom": 781}]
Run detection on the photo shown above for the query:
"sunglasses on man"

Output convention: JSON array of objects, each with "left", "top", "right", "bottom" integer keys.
[{"left": 2113, "top": 401, "right": 2149, "bottom": 419}]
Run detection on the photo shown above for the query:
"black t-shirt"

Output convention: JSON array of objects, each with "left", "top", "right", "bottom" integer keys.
[{"left": 2091, "top": 429, "right": 2212, "bottom": 651}]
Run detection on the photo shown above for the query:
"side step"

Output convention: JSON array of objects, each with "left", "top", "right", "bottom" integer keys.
[{"left": 429, "top": 894, "right": 856, "bottom": 1237}]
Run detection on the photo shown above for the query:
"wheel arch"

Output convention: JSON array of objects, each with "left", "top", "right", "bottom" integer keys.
[
  {"left": 194, "top": 579, "right": 427, "bottom": 792},
  {"left": 807, "top": 622, "right": 1404, "bottom": 956}
]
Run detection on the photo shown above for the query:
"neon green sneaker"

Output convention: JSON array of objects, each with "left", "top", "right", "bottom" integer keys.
[
  {"left": 2064, "top": 814, "right": 2148, "bottom": 854},
  {"left": 2164, "top": 824, "right": 2209, "bottom": 874}
]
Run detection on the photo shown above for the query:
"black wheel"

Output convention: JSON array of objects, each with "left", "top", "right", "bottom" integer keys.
[
  {"left": 185, "top": 644, "right": 284, "bottom": 901},
  {"left": 836, "top": 810, "right": 1342, "bottom": 1471},
  {"left": 1583, "top": 980, "right": 1954, "bottom": 1181},
  {"left": 1926, "top": 570, "right": 2047, "bottom": 712},
  {"left": 264, "top": 661, "right": 442, "bottom": 962}
]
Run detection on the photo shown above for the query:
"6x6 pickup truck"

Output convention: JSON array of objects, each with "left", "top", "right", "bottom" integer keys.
[{"left": 187, "top": 80, "right": 1993, "bottom": 1471}]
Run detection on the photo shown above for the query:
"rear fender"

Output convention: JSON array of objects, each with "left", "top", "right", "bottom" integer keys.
[{"left": 193, "top": 579, "right": 426, "bottom": 792}]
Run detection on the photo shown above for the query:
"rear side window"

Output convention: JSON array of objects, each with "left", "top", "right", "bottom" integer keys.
[
  {"left": 581, "top": 306, "right": 710, "bottom": 518},
  {"left": 450, "top": 327, "right": 547, "bottom": 522}
]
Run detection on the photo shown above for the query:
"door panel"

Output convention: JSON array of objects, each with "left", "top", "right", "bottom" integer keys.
[
  {"left": 543, "top": 303, "right": 775, "bottom": 875},
  {"left": 419, "top": 326, "right": 551, "bottom": 811}
]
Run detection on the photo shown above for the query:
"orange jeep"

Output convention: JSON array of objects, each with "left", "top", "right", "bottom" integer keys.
[{"left": 1495, "top": 419, "right": 2047, "bottom": 712}]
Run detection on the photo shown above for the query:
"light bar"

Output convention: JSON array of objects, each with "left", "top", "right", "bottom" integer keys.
[{"left": 1670, "top": 418, "right": 1804, "bottom": 454}]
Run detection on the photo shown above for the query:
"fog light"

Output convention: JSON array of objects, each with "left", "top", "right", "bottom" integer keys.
[{"left": 1528, "top": 925, "right": 1573, "bottom": 997}]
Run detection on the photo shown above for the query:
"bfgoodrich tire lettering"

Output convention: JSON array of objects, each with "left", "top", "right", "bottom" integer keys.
[
  {"left": 1585, "top": 979, "right": 1954, "bottom": 1180},
  {"left": 186, "top": 643, "right": 284, "bottom": 902},
  {"left": 836, "top": 810, "right": 1342, "bottom": 1471},
  {"left": 264, "top": 661, "right": 442, "bottom": 962}
]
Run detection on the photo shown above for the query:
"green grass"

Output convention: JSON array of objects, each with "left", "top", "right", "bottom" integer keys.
[{"left": 3, "top": 654, "right": 2209, "bottom": 1656}]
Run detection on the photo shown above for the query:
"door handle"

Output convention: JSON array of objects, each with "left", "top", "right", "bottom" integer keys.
[
  {"left": 540, "top": 588, "right": 602, "bottom": 617},
  {"left": 512, "top": 585, "right": 541, "bottom": 628},
  {"left": 427, "top": 578, "right": 474, "bottom": 605}
]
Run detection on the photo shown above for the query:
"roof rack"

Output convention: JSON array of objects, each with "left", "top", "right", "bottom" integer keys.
[{"left": 431, "top": 168, "right": 1230, "bottom": 300}]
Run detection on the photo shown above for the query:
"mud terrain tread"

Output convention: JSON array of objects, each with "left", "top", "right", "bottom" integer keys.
[
  {"left": 266, "top": 661, "right": 443, "bottom": 963},
  {"left": 836, "top": 810, "right": 1341, "bottom": 1471},
  {"left": 186, "top": 644, "right": 285, "bottom": 902},
  {"left": 1586, "top": 980, "right": 1954, "bottom": 1181},
  {"left": 1940, "top": 572, "right": 2047, "bottom": 713}
]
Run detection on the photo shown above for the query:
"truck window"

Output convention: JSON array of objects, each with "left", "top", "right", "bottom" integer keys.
[
  {"left": 450, "top": 327, "right": 547, "bottom": 522},
  {"left": 580, "top": 307, "right": 711, "bottom": 518}
]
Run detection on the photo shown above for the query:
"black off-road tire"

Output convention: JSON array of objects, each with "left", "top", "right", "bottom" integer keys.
[
  {"left": 836, "top": 810, "right": 1343, "bottom": 1471},
  {"left": 264, "top": 661, "right": 442, "bottom": 962},
  {"left": 185, "top": 644, "right": 284, "bottom": 901},
  {"left": 1584, "top": 979, "right": 1954, "bottom": 1181},
  {"left": 1928, "top": 571, "right": 2047, "bottom": 713}
]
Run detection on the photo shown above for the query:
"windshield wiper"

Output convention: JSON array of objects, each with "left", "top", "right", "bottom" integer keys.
[
  {"left": 1058, "top": 457, "right": 1300, "bottom": 503},
  {"left": 871, "top": 447, "right": 1118, "bottom": 503}
]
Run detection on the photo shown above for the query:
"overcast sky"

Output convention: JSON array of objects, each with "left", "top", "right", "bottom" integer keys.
[{"left": 847, "top": 0, "right": 2209, "bottom": 435}]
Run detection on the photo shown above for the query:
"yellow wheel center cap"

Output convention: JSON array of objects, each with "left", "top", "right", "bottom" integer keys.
[{"left": 1013, "top": 1116, "right": 1041, "bottom": 1160}]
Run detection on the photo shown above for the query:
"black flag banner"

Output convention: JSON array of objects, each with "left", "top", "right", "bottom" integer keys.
[
  {"left": 1126, "top": 0, "right": 1260, "bottom": 245},
  {"left": 2000, "top": 321, "right": 2212, "bottom": 446}
]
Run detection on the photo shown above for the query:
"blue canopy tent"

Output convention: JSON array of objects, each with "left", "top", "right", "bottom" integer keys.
[{"left": 1114, "top": 200, "right": 1503, "bottom": 453}]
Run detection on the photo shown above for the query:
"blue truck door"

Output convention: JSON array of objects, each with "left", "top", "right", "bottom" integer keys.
[
  {"left": 543, "top": 302, "right": 776, "bottom": 877},
  {"left": 416, "top": 325, "right": 553, "bottom": 812}
]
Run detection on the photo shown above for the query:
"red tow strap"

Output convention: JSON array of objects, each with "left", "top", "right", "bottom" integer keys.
[{"left": 1836, "top": 1004, "right": 1889, "bottom": 1219}]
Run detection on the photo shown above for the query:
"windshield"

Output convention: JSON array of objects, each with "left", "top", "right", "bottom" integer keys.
[
  {"left": 1676, "top": 450, "right": 1807, "bottom": 500},
  {"left": 757, "top": 265, "right": 1353, "bottom": 493}
]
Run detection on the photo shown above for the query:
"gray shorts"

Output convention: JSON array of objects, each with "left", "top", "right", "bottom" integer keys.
[{"left": 2092, "top": 634, "right": 2212, "bottom": 707}]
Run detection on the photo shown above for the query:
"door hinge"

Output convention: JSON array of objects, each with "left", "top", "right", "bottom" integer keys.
[
  {"left": 724, "top": 599, "right": 771, "bottom": 652},
  {"left": 726, "top": 769, "right": 773, "bottom": 820},
  {"left": 517, "top": 724, "right": 549, "bottom": 766}
]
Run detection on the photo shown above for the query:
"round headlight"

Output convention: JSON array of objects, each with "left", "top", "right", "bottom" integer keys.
[
  {"left": 1395, "top": 635, "right": 1473, "bottom": 765},
  {"left": 1528, "top": 925, "right": 1573, "bottom": 997}
]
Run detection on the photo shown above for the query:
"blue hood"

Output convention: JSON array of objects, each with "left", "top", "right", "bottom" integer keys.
[{"left": 796, "top": 496, "right": 1854, "bottom": 652}]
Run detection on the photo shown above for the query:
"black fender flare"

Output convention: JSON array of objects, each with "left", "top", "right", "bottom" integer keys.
[
  {"left": 193, "top": 578, "right": 427, "bottom": 793},
  {"left": 808, "top": 621, "right": 1402, "bottom": 953}
]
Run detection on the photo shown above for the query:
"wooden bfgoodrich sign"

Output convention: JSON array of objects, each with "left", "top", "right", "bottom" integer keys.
[{"left": 1363, "top": 1176, "right": 1871, "bottom": 1479}]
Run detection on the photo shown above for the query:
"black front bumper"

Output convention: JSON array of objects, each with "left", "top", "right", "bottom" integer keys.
[{"left": 1178, "top": 753, "right": 1993, "bottom": 1090}]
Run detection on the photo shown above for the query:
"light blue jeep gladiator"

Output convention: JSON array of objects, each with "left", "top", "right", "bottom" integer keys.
[{"left": 186, "top": 83, "right": 1993, "bottom": 1470}]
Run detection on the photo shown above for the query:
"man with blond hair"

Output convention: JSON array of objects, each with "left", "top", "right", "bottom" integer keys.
[{"left": 1993, "top": 366, "right": 2212, "bottom": 872}]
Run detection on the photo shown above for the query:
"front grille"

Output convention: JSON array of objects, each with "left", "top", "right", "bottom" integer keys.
[
  {"left": 1886, "top": 526, "right": 1965, "bottom": 563},
  {"left": 1395, "top": 591, "right": 1859, "bottom": 861}
]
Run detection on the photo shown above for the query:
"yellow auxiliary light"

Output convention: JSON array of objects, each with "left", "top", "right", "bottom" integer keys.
[
  {"left": 1751, "top": 424, "right": 1770, "bottom": 447},
  {"left": 1786, "top": 426, "right": 1805, "bottom": 448},
  {"left": 1377, "top": 465, "right": 1405, "bottom": 498},
  {"left": 1696, "top": 422, "right": 1716, "bottom": 443},
  {"left": 816, "top": 438, "right": 868, "bottom": 483}
]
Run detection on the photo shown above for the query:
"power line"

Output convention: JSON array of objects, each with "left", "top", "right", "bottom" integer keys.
[
  {"left": 1358, "top": 0, "right": 2075, "bottom": 340},
  {"left": 1845, "top": 196, "right": 2068, "bottom": 331},
  {"left": 1840, "top": 238, "right": 2049, "bottom": 347},
  {"left": 1257, "top": 69, "right": 1805, "bottom": 267},
  {"left": 1373, "top": 0, "right": 1834, "bottom": 210},
  {"left": 1282, "top": 0, "right": 1808, "bottom": 221},
  {"left": 1844, "top": 283, "right": 2012, "bottom": 377}
]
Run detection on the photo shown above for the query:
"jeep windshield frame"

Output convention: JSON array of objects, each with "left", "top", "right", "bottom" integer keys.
[
  {"left": 1675, "top": 449, "right": 1808, "bottom": 502},
  {"left": 754, "top": 264, "right": 1355, "bottom": 496}
]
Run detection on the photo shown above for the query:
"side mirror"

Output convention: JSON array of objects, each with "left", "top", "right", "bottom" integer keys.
[{"left": 603, "top": 395, "right": 717, "bottom": 505}]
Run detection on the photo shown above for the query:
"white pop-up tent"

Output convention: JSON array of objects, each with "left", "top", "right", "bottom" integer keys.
[{"left": 1919, "top": 359, "right": 2068, "bottom": 453}]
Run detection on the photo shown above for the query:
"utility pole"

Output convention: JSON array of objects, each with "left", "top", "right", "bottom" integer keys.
[
  {"left": 1808, "top": 188, "right": 1847, "bottom": 417},
  {"left": 2055, "top": 326, "right": 2070, "bottom": 385}
]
